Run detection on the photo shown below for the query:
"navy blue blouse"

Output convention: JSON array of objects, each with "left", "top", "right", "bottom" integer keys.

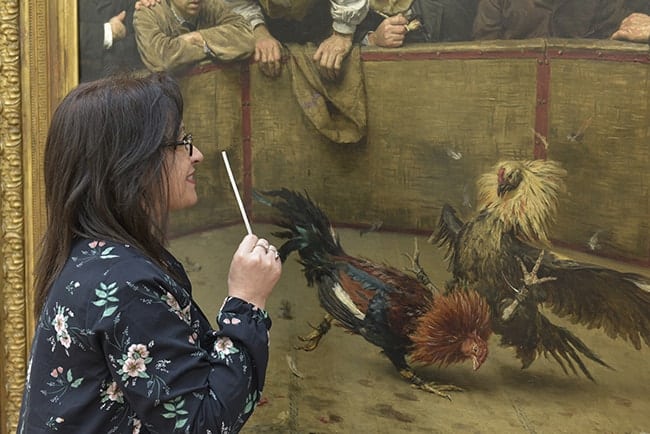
[{"left": 18, "top": 238, "right": 272, "bottom": 433}]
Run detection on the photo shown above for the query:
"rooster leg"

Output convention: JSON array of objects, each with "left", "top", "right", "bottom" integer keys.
[
  {"left": 500, "top": 274, "right": 528, "bottom": 321},
  {"left": 517, "top": 250, "right": 557, "bottom": 288},
  {"left": 399, "top": 368, "right": 463, "bottom": 400},
  {"left": 385, "top": 350, "right": 462, "bottom": 399},
  {"left": 295, "top": 314, "right": 333, "bottom": 351},
  {"left": 502, "top": 250, "right": 557, "bottom": 321},
  {"left": 403, "top": 237, "right": 441, "bottom": 295}
]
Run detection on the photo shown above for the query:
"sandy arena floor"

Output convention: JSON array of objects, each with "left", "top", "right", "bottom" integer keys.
[{"left": 170, "top": 224, "right": 650, "bottom": 434}]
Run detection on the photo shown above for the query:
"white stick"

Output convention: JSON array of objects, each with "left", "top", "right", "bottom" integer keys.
[{"left": 221, "top": 151, "right": 253, "bottom": 235}]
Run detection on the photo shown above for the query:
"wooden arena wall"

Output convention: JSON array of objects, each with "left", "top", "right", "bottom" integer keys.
[{"left": 173, "top": 39, "right": 650, "bottom": 265}]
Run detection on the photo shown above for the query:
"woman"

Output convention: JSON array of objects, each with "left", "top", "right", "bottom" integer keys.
[{"left": 17, "top": 73, "right": 281, "bottom": 433}]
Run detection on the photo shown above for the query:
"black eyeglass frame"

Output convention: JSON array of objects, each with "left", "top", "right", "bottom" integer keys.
[{"left": 166, "top": 133, "right": 193, "bottom": 156}]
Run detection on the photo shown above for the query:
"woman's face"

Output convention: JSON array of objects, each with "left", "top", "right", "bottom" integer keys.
[{"left": 166, "top": 127, "right": 204, "bottom": 211}]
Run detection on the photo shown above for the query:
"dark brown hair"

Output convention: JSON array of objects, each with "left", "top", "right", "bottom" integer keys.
[{"left": 34, "top": 72, "right": 184, "bottom": 316}]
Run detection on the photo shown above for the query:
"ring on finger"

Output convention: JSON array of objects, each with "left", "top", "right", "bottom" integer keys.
[
  {"left": 268, "top": 246, "right": 280, "bottom": 259},
  {"left": 253, "top": 244, "right": 268, "bottom": 253}
]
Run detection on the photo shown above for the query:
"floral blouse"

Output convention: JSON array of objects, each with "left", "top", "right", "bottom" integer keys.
[{"left": 18, "top": 238, "right": 272, "bottom": 433}]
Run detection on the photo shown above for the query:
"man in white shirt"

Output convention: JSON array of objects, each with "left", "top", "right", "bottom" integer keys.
[{"left": 224, "top": 0, "right": 368, "bottom": 80}]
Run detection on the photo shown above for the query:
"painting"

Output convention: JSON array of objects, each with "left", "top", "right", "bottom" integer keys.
[{"left": 2, "top": 0, "right": 650, "bottom": 432}]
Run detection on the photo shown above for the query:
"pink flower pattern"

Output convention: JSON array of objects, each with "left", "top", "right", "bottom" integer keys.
[{"left": 19, "top": 239, "right": 270, "bottom": 433}]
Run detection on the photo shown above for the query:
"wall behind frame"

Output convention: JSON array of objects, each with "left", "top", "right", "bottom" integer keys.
[{"left": 173, "top": 39, "right": 650, "bottom": 265}]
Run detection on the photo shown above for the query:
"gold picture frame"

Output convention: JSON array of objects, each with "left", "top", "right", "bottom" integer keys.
[{"left": 1, "top": 1, "right": 75, "bottom": 432}]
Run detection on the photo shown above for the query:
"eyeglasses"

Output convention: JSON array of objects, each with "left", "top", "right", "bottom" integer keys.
[{"left": 167, "top": 133, "right": 193, "bottom": 156}]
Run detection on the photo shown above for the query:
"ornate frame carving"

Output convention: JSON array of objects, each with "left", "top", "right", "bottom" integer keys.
[{"left": 1, "top": 1, "right": 74, "bottom": 432}]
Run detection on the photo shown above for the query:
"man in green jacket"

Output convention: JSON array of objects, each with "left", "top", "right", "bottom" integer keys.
[{"left": 134, "top": 0, "right": 254, "bottom": 73}]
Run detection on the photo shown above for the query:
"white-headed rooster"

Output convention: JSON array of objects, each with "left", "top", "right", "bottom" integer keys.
[{"left": 432, "top": 159, "right": 650, "bottom": 381}]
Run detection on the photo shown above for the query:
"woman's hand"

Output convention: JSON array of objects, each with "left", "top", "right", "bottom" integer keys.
[{"left": 227, "top": 234, "right": 282, "bottom": 309}]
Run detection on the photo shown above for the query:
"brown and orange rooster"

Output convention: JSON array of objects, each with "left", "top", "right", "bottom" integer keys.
[
  {"left": 432, "top": 159, "right": 650, "bottom": 381},
  {"left": 256, "top": 188, "right": 492, "bottom": 398}
]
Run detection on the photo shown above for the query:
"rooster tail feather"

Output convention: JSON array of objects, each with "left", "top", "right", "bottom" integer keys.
[
  {"left": 255, "top": 188, "right": 345, "bottom": 266},
  {"left": 536, "top": 314, "right": 613, "bottom": 382},
  {"left": 430, "top": 204, "right": 463, "bottom": 259},
  {"left": 252, "top": 189, "right": 274, "bottom": 207}
]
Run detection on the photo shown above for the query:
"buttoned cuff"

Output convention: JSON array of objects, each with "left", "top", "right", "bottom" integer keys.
[
  {"left": 332, "top": 21, "right": 356, "bottom": 35},
  {"left": 251, "top": 18, "right": 266, "bottom": 30},
  {"left": 103, "top": 22, "right": 113, "bottom": 49}
]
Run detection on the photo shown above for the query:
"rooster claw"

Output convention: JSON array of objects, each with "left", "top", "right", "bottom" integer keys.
[
  {"left": 402, "top": 237, "right": 423, "bottom": 273},
  {"left": 400, "top": 368, "right": 463, "bottom": 400},
  {"left": 295, "top": 331, "right": 322, "bottom": 352},
  {"left": 403, "top": 237, "right": 440, "bottom": 295},
  {"left": 417, "top": 382, "right": 464, "bottom": 400},
  {"left": 295, "top": 314, "right": 333, "bottom": 352},
  {"left": 501, "top": 250, "right": 556, "bottom": 321},
  {"left": 517, "top": 250, "right": 557, "bottom": 287}
]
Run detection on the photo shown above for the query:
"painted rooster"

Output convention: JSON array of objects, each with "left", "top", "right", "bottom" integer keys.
[
  {"left": 257, "top": 189, "right": 492, "bottom": 398},
  {"left": 432, "top": 159, "right": 650, "bottom": 380}
]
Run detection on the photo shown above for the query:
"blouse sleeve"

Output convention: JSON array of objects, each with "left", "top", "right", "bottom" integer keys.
[{"left": 96, "top": 275, "right": 271, "bottom": 433}]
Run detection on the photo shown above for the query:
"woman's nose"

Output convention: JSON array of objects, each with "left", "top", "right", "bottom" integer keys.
[{"left": 192, "top": 146, "right": 204, "bottom": 163}]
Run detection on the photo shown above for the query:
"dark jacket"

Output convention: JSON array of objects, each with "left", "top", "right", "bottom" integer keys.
[
  {"left": 473, "top": 0, "right": 640, "bottom": 40},
  {"left": 79, "top": 0, "right": 144, "bottom": 82}
]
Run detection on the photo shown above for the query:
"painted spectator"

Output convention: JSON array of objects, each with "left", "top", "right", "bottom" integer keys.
[
  {"left": 133, "top": 0, "right": 254, "bottom": 73},
  {"left": 473, "top": 0, "right": 650, "bottom": 41},
  {"left": 356, "top": 0, "right": 479, "bottom": 47},
  {"left": 224, "top": 0, "right": 369, "bottom": 80},
  {"left": 79, "top": 0, "right": 144, "bottom": 82}
]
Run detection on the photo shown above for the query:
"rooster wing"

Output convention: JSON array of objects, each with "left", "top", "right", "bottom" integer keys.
[
  {"left": 514, "top": 240, "right": 650, "bottom": 350},
  {"left": 434, "top": 203, "right": 616, "bottom": 380},
  {"left": 316, "top": 256, "right": 434, "bottom": 351}
]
